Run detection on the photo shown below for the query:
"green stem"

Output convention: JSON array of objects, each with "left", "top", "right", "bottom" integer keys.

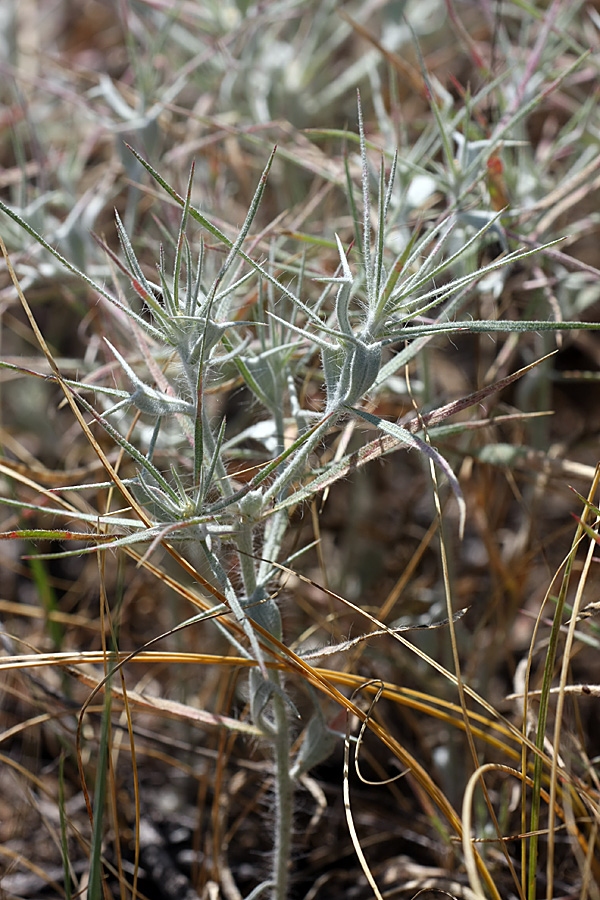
[
  {"left": 263, "top": 411, "right": 340, "bottom": 505},
  {"left": 271, "top": 676, "right": 293, "bottom": 900}
]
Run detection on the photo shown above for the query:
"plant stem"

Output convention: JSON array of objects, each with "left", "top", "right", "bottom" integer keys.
[
  {"left": 271, "top": 677, "right": 293, "bottom": 900},
  {"left": 263, "top": 412, "right": 339, "bottom": 505}
]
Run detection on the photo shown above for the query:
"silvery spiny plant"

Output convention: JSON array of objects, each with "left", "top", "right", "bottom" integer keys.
[{"left": 1, "top": 96, "right": 598, "bottom": 900}]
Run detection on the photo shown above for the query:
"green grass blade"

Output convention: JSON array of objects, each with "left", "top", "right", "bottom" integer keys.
[{"left": 87, "top": 657, "right": 114, "bottom": 900}]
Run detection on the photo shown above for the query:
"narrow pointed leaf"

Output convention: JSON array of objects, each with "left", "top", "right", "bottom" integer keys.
[{"left": 348, "top": 405, "right": 465, "bottom": 533}]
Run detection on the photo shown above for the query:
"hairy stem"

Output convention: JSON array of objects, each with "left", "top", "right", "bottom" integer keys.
[{"left": 271, "top": 677, "right": 293, "bottom": 900}]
